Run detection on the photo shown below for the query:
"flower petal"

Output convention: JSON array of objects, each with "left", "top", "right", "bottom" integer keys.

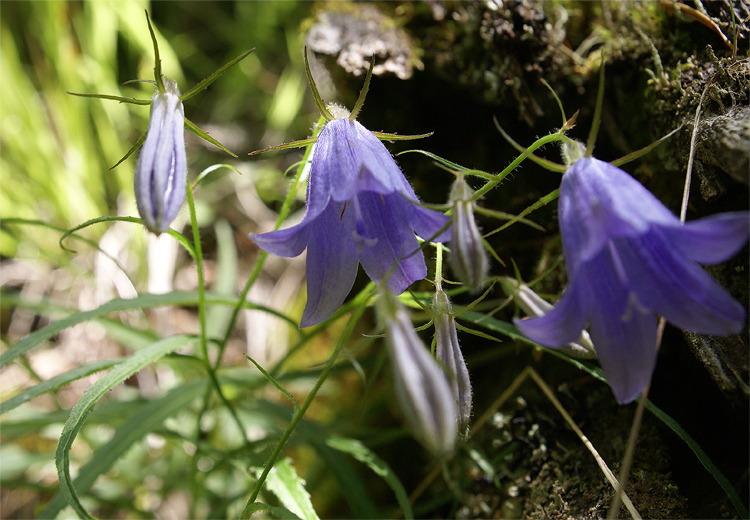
[
  {"left": 615, "top": 228, "right": 746, "bottom": 335},
  {"left": 299, "top": 201, "right": 359, "bottom": 327},
  {"left": 315, "top": 119, "right": 417, "bottom": 203},
  {"left": 560, "top": 158, "right": 679, "bottom": 269},
  {"left": 250, "top": 220, "right": 311, "bottom": 258},
  {"left": 357, "top": 192, "right": 427, "bottom": 294},
  {"left": 661, "top": 212, "right": 749, "bottom": 265},
  {"left": 406, "top": 201, "right": 452, "bottom": 243},
  {"left": 585, "top": 248, "right": 658, "bottom": 404},
  {"left": 513, "top": 273, "right": 589, "bottom": 348}
]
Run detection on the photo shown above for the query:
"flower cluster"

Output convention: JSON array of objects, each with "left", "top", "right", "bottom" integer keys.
[{"left": 515, "top": 158, "right": 748, "bottom": 404}]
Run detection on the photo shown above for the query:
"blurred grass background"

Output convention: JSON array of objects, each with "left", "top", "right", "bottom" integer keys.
[{"left": 2, "top": 2, "right": 748, "bottom": 519}]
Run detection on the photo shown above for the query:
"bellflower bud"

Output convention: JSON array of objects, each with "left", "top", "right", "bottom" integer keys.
[
  {"left": 448, "top": 175, "right": 488, "bottom": 291},
  {"left": 377, "top": 287, "right": 457, "bottom": 457},
  {"left": 134, "top": 79, "right": 187, "bottom": 234},
  {"left": 432, "top": 287, "right": 473, "bottom": 439}
]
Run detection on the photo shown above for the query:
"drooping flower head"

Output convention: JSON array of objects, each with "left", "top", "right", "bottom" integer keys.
[
  {"left": 515, "top": 157, "right": 748, "bottom": 404},
  {"left": 251, "top": 50, "right": 451, "bottom": 327},
  {"left": 134, "top": 78, "right": 186, "bottom": 234}
]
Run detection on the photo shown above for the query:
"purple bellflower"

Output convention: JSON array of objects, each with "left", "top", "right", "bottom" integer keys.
[
  {"left": 134, "top": 78, "right": 187, "bottom": 235},
  {"left": 515, "top": 157, "right": 749, "bottom": 404},
  {"left": 251, "top": 55, "right": 450, "bottom": 328}
]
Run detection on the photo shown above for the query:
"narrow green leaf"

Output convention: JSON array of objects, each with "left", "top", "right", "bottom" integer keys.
[
  {"left": 371, "top": 131, "right": 433, "bottom": 142},
  {"left": 193, "top": 163, "right": 242, "bottom": 189},
  {"left": 644, "top": 401, "right": 749, "bottom": 519},
  {"left": 39, "top": 380, "right": 205, "bottom": 519},
  {"left": 109, "top": 130, "right": 147, "bottom": 170},
  {"left": 609, "top": 124, "right": 684, "bottom": 167},
  {"left": 482, "top": 189, "right": 560, "bottom": 238},
  {"left": 263, "top": 457, "right": 320, "bottom": 520},
  {"left": 58, "top": 216, "right": 142, "bottom": 253},
  {"left": 245, "top": 356, "right": 299, "bottom": 413},
  {"left": 52, "top": 335, "right": 193, "bottom": 519},
  {"left": 145, "top": 9, "right": 164, "bottom": 92},
  {"left": 395, "top": 149, "right": 469, "bottom": 171},
  {"left": 184, "top": 117, "right": 237, "bottom": 157},
  {"left": 493, "top": 120, "right": 567, "bottom": 173},
  {"left": 326, "top": 435, "right": 413, "bottom": 519},
  {"left": 179, "top": 48, "right": 255, "bottom": 102},
  {"left": 1, "top": 291, "right": 298, "bottom": 369},
  {"left": 349, "top": 55, "right": 375, "bottom": 121},
  {"left": 303, "top": 45, "right": 333, "bottom": 121},
  {"left": 248, "top": 137, "right": 318, "bottom": 156},
  {"left": 1, "top": 359, "right": 119, "bottom": 415},
  {"left": 66, "top": 91, "right": 151, "bottom": 105}
]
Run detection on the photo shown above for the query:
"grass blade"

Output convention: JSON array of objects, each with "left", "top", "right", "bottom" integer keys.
[
  {"left": 51, "top": 334, "right": 193, "bottom": 519},
  {"left": 0, "top": 359, "right": 119, "bottom": 415},
  {"left": 0, "top": 291, "right": 299, "bottom": 369},
  {"left": 39, "top": 380, "right": 206, "bottom": 519}
]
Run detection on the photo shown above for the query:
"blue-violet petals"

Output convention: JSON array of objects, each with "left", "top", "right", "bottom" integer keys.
[
  {"left": 251, "top": 118, "right": 451, "bottom": 327},
  {"left": 515, "top": 157, "right": 749, "bottom": 404}
]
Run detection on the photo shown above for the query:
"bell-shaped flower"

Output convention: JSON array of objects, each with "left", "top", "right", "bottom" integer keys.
[
  {"left": 515, "top": 157, "right": 749, "bottom": 404},
  {"left": 378, "top": 287, "right": 457, "bottom": 457},
  {"left": 448, "top": 175, "right": 488, "bottom": 291},
  {"left": 134, "top": 78, "right": 187, "bottom": 234},
  {"left": 433, "top": 287, "right": 472, "bottom": 438},
  {"left": 251, "top": 53, "right": 450, "bottom": 327}
]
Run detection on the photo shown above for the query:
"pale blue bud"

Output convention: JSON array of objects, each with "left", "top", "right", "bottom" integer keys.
[
  {"left": 433, "top": 287, "right": 473, "bottom": 439},
  {"left": 377, "top": 288, "right": 457, "bottom": 457},
  {"left": 448, "top": 176, "right": 488, "bottom": 291},
  {"left": 134, "top": 79, "right": 187, "bottom": 234}
]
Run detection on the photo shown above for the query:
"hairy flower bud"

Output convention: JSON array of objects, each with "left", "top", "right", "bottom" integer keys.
[
  {"left": 433, "top": 287, "right": 472, "bottom": 438},
  {"left": 377, "top": 288, "right": 457, "bottom": 457},
  {"left": 448, "top": 176, "right": 488, "bottom": 291},
  {"left": 134, "top": 79, "right": 187, "bottom": 234}
]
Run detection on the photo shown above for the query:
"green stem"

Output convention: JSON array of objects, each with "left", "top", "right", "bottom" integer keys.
[
  {"left": 435, "top": 244, "right": 444, "bottom": 291},
  {"left": 214, "top": 117, "right": 326, "bottom": 370},
  {"left": 185, "top": 172, "right": 246, "bottom": 457},
  {"left": 238, "top": 300, "right": 369, "bottom": 519},
  {"left": 474, "top": 133, "right": 567, "bottom": 200}
]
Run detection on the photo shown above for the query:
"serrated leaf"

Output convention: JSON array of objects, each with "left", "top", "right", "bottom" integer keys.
[
  {"left": 263, "top": 458, "right": 319, "bottom": 520},
  {"left": 242, "top": 502, "right": 301, "bottom": 519}
]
